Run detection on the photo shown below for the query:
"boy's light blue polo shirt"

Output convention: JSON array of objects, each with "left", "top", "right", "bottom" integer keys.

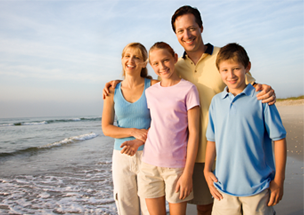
[{"left": 206, "top": 84, "right": 286, "bottom": 196}]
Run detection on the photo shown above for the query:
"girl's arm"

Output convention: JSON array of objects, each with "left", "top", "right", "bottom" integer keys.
[
  {"left": 175, "top": 106, "right": 200, "bottom": 200},
  {"left": 268, "top": 138, "right": 287, "bottom": 206},
  {"left": 101, "top": 88, "right": 147, "bottom": 141}
]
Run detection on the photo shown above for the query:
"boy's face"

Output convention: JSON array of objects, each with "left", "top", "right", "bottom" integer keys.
[
  {"left": 174, "top": 13, "right": 204, "bottom": 54},
  {"left": 218, "top": 60, "right": 251, "bottom": 96}
]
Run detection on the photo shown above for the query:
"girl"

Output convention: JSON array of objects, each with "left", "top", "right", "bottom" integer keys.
[
  {"left": 138, "top": 42, "right": 200, "bottom": 215},
  {"left": 102, "top": 42, "right": 158, "bottom": 215}
]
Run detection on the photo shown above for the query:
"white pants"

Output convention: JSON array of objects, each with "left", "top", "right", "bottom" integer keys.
[{"left": 112, "top": 150, "right": 149, "bottom": 215}]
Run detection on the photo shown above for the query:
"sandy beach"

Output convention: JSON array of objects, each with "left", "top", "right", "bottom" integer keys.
[{"left": 187, "top": 100, "right": 304, "bottom": 215}]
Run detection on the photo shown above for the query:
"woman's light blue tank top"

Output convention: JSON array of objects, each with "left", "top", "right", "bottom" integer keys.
[{"left": 113, "top": 78, "right": 151, "bottom": 151}]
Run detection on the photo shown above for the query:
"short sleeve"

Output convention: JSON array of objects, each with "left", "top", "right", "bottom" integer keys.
[
  {"left": 263, "top": 103, "right": 286, "bottom": 141},
  {"left": 206, "top": 98, "right": 216, "bottom": 142},
  {"left": 185, "top": 85, "right": 200, "bottom": 110}
]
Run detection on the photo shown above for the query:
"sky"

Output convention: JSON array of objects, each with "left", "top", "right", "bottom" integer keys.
[{"left": 0, "top": 0, "right": 303, "bottom": 118}]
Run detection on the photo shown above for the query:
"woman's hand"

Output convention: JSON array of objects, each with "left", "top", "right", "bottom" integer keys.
[{"left": 120, "top": 139, "right": 144, "bottom": 156}]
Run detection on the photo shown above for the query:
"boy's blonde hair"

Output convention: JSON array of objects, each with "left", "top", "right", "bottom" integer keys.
[{"left": 216, "top": 43, "right": 250, "bottom": 70}]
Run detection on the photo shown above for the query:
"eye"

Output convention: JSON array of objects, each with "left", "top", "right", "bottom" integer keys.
[
  {"left": 189, "top": 27, "right": 196, "bottom": 31},
  {"left": 177, "top": 29, "right": 183, "bottom": 34}
]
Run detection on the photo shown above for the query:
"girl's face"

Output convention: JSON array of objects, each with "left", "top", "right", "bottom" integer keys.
[
  {"left": 149, "top": 48, "right": 178, "bottom": 80},
  {"left": 122, "top": 47, "right": 146, "bottom": 77}
]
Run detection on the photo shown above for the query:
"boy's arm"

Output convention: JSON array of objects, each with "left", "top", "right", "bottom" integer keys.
[
  {"left": 204, "top": 140, "right": 223, "bottom": 200},
  {"left": 268, "top": 138, "right": 287, "bottom": 206},
  {"left": 175, "top": 106, "right": 200, "bottom": 200}
]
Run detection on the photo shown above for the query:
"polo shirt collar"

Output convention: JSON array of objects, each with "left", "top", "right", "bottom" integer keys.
[
  {"left": 221, "top": 84, "right": 255, "bottom": 99},
  {"left": 182, "top": 43, "right": 214, "bottom": 59}
]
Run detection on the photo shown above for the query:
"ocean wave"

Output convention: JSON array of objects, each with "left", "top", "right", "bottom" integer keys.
[
  {"left": 0, "top": 117, "right": 101, "bottom": 127},
  {"left": 0, "top": 133, "right": 98, "bottom": 158}
]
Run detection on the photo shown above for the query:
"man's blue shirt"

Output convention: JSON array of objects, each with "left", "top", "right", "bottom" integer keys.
[{"left": 206, "top": 84, "right": 286, "bottom": 196}]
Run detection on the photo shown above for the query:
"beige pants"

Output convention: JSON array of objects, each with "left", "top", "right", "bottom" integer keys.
[
  {"left": 112, "top": 150, "right": 149, "bottom": 215},
  {"left": 212, "top": 189, "right": 275, "bottom": 215}
]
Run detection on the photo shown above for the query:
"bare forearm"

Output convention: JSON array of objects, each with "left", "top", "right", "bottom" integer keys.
[
  {"left": 102, "top": 125, "right": 136, "bottom": 139},
  {"left": 204, "top": 141, "right": 216, "bottom": 172},
  {"left": 273, "top": 138, "right": 287, "bottom": 182}
]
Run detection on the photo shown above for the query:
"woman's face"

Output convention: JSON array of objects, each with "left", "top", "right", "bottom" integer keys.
[
  {"left": 149, "top": 48, "right": 177, "bottom": 80},
  {"left": 122, "top": 47, "right": 146, "bottom": 77}
]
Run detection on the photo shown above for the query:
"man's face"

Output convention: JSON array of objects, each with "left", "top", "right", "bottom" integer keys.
[{"left": 174, "top": 13, "right": 204, "bottom": 53}]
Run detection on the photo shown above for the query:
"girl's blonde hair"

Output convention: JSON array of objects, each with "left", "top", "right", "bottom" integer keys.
[{"left": 149, "top": 42, "right": 176, "bottom": 62}]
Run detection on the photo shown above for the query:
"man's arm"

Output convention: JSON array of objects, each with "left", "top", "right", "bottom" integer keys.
[
  {"left": 175, "top": 106, "right": 200, "bottom": 200},
  {"left": 246, "top": 73, "right": 276, "bottom": 105},
  {"left": 102, "top": 80, "right": 122, "bottom": 99},
  {"left": 268, "top": 138, "right": 287, "bottom": 206},
  {"left": 204, "top": 140, "right": 223, "bottom": 201}
]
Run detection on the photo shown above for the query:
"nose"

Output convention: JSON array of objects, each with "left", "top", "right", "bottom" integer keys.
[
  {"left": 160, "top": 61, "right": 166, "bottom": 70},
  {"left": 184, "top": 29, "right": 192, "bottom": 39},
  {"left": 228, "top": 70, "right": 235, "bottom": 78}
]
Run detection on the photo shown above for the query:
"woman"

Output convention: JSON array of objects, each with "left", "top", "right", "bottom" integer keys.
[{"left": 102, "top": 42, "right": 158, "bottom": 215}]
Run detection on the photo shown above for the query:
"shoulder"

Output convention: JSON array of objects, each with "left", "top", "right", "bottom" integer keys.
[
  {"left": 151, "top": 79, "right": 160, "bottom": 86},
  {"left": 181, "top": 79, "right": 198, "bottom": 90}
]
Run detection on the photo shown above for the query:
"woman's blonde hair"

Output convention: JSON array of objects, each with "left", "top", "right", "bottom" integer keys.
[{"left": 121, "top": 42, "right": 151, "bottom": 79}]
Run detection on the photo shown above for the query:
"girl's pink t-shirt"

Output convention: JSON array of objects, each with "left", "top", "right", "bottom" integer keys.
[{"left": 142, "top": 79, "right": 200, "bottom": 168}]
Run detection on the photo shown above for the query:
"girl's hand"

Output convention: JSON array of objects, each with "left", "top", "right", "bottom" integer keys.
[
  {"left": 175, "top": 173, "right": 192, "bottom": 200},
  {"left": 120, "top": 139, "right": 144, "bottom": 156},
  {"left": 131, "top": 129, "right": 148, "bottom": 142},
  {"left": 204, "top": 171, "right": 223, "bottom": 201}
]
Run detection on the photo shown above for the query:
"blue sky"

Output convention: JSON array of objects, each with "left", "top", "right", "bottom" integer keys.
[{"left": 0, "top": 0, "right": 303, "bottom": 118}]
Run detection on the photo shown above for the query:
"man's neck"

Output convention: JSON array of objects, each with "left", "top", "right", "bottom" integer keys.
[{"left": 186, "top": 44, "right": 207, "bottom": 65}]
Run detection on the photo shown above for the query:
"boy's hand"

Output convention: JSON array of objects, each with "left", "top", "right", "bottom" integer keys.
[
  {"left": 120, "top": 139, "right": 144, "bottom": 156},
  {"left": 254, "top": 83, "right": 276, "bottom": 105},
  {"left": 103, "top": 80, "right": 121, "bottom": 99},
  {"left": 175, "top": 173, "right": 192, "bottom": 200},
  {"left": 204, "top": 171, "right": 223, "bottom": 201},
  {"left": 268, "top": 179, "right": 284, "bottom": 206}
]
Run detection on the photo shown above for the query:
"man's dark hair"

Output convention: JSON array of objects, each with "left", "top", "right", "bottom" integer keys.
[{"left": 171, "top": 5, "right": 203, "bottom": 32}]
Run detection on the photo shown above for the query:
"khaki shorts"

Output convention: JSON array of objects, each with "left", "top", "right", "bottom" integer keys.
[
  {"left": 138, "top": 162, "right": 193, "bottom": 203},
  {"left": 188, "top": 162, "right": 214, "bottom": 205},
  {"left": 212, "top": 189, "right": 275, "bottom": 215}
]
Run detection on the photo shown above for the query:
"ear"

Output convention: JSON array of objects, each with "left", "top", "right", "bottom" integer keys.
[
  {"left": 245, "top": 61, "right": 251, "bottom": 73},
  {"left": 174, "top": 53, "right": 178, "bottom": 63},
  {"left": 200, "top": 25, "right": 204, "bottom": 33},
  {"left": 142, "top": 61, "right": 148, "bottom": 68}
]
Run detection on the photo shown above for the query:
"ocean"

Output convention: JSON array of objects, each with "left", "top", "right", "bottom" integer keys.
[{"left": 0, "top": 116, "right": 117, "bottom": 214}]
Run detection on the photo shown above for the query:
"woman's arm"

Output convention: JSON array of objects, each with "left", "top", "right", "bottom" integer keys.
[
  {"left": 101, "top": 88, "right": 148, "bottom": 140},
  {"left": 175, "top": 106, "right": 200, "bottom": 200}
]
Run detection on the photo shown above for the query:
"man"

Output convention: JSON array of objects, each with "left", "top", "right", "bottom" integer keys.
[{"left": 171, "top": 5, "right": 275, "bottom": 215}]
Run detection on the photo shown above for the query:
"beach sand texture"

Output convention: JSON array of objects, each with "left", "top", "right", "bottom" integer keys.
[{"left": 186, "top": 100, "right": 304, "bottom": 215}]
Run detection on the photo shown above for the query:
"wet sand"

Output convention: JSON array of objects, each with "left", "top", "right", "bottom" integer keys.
[{"left": 186, "top": 101, "right": 304, "bottom": 215}]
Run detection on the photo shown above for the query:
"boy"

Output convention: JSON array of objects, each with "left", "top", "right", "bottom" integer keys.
[{"left": 204, "top": 43, "right": 286, "bottom": 215}]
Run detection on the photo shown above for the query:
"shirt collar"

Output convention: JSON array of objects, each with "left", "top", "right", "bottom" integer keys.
[
  {"left": 182, "top": 43, "right": 214, "bottom": 59},
  {"left": 221, "top": 84, "right": 255, "bottom": 99}
]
